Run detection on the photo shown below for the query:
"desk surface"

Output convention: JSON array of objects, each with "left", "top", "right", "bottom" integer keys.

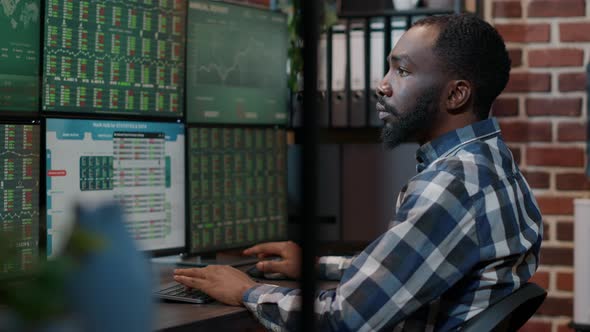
[
  {"left": 154, "top": 263, "right": 304, "bottom": 331},
  {"left": 152, "top": 243, "right": 357, "bottom": 331}
]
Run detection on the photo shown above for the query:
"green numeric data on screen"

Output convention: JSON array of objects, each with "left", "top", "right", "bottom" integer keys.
[
  {"left": 79, "top": 156, "right": 113, "bottom": 191},
  {"left": 186, "top": 0, "right": 288, "bottom": 124},
  {"left": 0, "top": 124, "right": 40, "bottom": 274},
  {"left": 0, "top": 0, "right": 40, "bottom": 112},
  {"left": 42, "top": 0, "right": 185, "bottom": 117},
  {"left": 188, "top": 127, "right": 287, "bottom": 252}
]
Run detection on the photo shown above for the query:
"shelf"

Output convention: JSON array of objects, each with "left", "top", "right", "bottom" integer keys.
[
  {"left": 338, "top": 7, "right": 456, "bottom": 19},
  {"left": 289, "top": 127, "right": 385, "bottom": 145}
]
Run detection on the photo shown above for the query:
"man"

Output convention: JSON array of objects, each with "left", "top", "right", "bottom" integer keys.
[{"left": 174, "top": 14, "right": 543, "bottom": 331}]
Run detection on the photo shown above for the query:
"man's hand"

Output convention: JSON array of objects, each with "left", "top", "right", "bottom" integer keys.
[
  {"left": 173, "top": 266, "right": 257, "bottom": 306},
  {"left": 243, "top": 241, "right": 302, "bottom": 279}
]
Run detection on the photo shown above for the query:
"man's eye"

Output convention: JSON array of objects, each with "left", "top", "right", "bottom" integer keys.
[{"left": 396, "top": 68, "right": 409, "bottom": 77}]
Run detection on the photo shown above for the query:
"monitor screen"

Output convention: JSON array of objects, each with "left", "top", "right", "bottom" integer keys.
[
  {"left": 188, "top": 126, "right": 287, "bottom": 254},
  {"left": 45, "top": 118, "right": 185, "bottom": 257},
  {"left": 0, "top": 0, "right": 40, "bottom": 112},
  {"left": 186, "top": 0, "right": 288, "bottom": 124},
  {"left": 0, "top": 122, "right": 40, "bottom": 274},
  {"left": 42, "top": 0, "right": 185, "bottom": 117}
]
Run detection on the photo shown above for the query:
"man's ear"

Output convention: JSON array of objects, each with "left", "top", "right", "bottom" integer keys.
[{"left": 445, "top": 80, "right": 472, "bottom": 114}]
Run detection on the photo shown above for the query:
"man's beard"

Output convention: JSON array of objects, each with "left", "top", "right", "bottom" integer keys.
[{"left": 380, "top": 88, "right": 440, "bottom": 150}]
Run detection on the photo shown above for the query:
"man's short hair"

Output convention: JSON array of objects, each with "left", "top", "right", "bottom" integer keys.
[{"left": 413, "top": 14, "right": 511, "bottom": 119}]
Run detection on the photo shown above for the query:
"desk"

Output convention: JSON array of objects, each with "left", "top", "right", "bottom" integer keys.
[
  {"left": 155, "top": 263, "right": 296, "bottom": 331},
  {"left": 153, "top": 242, "right": 356, "bottom": 331},
  {"left": 157, "top": 301, "right": 262, "bottom": 332}
]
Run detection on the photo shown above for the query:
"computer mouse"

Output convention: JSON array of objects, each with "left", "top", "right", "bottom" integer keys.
[
  {"left": 246, "top": 258, "right": 287, "bottom": 280},
  {"left": 246, "top": 264, "right": 266, "bottom": 278}
]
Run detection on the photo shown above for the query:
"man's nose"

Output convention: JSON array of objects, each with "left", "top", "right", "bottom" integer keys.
[{"left": 376, "top": 81, "right": 393, "bottom": 98}]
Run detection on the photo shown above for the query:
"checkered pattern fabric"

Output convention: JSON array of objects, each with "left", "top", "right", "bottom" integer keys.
[{"left": 243, "top": 118, "right": 543, "bottom": 332}]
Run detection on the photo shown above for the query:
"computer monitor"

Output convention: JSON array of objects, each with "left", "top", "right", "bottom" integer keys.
[
  {"left": 45, "top": 118, "right": 185, "bottom": 257},
  {"left": 0, "top": 121, "right": 41, "bottom": 275},
  {"left": 0, "top": 0, "right": 41, "bottom": 113},
  {"left": 186, "top": 0, "right": 288, "bottom": 124},
  {"left": 42, "top": 0, "right": 185, "bottom": 117},
  {"left": 187, "top": 126, "right": 288, "bottom": 258}
]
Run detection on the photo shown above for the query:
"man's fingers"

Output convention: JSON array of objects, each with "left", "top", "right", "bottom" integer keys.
[
  {"left": 174, "top": 268, "right": 205, "bottom": 278},
  {"left": 243, "top": 242, "right": 283, "bottom": 256},
  {"left": 174, "top": 275, "right": 204, "bottom": 289},
  {"left": 257, "top": 260, "right": 284, "bottom": 273}
]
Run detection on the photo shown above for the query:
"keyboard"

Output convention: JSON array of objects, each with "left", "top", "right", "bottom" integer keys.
[{"left": 154, "top": 282, "right": 214, "bottom": 304}]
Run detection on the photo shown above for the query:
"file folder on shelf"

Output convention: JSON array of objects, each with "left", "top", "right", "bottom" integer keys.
[
  {"left": 350, "top": 28, "right": 366, "bottom": 127},
  {"left": 331, "top": 26, "right": 347, "bottom": 127}
]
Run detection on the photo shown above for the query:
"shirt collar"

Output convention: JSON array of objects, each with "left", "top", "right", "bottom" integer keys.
[{"left": 415, "top": 118, "right": 501, "bottom": 173}]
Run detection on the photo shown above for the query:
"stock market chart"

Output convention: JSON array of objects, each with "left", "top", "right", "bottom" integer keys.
[
  {"left": 0, "top": 124, "right": 40, "bottom": 274},
  {"left": 188, "top": 127, "right": 287, "bottom": 253},
  {"left": 0, "top": 0, "right": 40, "bottom": 112},
  {"left": 42, "top": 0, "right": 185, "bottom": 116},
  {"left": 186, "top": 0, "right": 288, "bottom": 124},
  {"left": 46, "top": 118, "right": 185, "bottom": 256}
]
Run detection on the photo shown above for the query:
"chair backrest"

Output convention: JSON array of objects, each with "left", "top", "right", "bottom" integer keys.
[{"left": 461, "top": 283, "right": 547, "bottom": 332}]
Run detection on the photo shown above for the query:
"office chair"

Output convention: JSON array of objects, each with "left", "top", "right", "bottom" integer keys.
[{"left": 461, "top": 283, "right": 547, "bottom": 332}]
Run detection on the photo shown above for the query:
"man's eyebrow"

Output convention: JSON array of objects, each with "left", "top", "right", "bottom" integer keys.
[{"left": 388, "top": 54, "right": 416, "bottom": 67}]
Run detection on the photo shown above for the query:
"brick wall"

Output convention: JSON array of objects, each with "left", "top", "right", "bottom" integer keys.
[{"left": 487, "top": 1, "right": 589, "bottom": 331}]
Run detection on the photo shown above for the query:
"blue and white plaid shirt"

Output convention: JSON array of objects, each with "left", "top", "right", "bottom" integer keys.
[{"left": 243, "top": 118, "right": 543, "bottom": 331}]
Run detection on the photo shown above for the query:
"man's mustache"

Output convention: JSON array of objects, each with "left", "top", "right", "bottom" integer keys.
[{"left": 377, "top": 96, "right": 401, "bottom": 117}]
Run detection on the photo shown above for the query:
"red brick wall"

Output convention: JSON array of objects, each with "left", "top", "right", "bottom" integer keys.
[{"left": 488, "top": 1, "right": 589, "bottom": 331}]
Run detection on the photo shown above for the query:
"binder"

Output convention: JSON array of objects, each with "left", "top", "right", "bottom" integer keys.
[
  {"left": 331, "top": 26, "right": 347, "bottom": 127},
  {"left": 350, "top": 28, "right": 366, "bottom": 127},
  {"left": 318, "top": 33, "right": 328, "bottom": 92},
  {"left": 317, "top": 33, "right": 330, "bottom": 127},
  {"left": 369, "top": 22, "right": 385, "bottom": 127}
]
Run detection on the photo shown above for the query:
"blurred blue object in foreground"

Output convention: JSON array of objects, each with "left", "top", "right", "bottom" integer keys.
[{"left": 65, "top": 202, "right": 153, "bottom": 332}]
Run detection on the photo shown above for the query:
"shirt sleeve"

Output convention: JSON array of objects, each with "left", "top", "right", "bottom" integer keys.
[
  {"left": 243, "top": 170, "right": 481, "bottom": 331},
  {"left": 317, "top": 256, "right": 354, "bottom": 281}
]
